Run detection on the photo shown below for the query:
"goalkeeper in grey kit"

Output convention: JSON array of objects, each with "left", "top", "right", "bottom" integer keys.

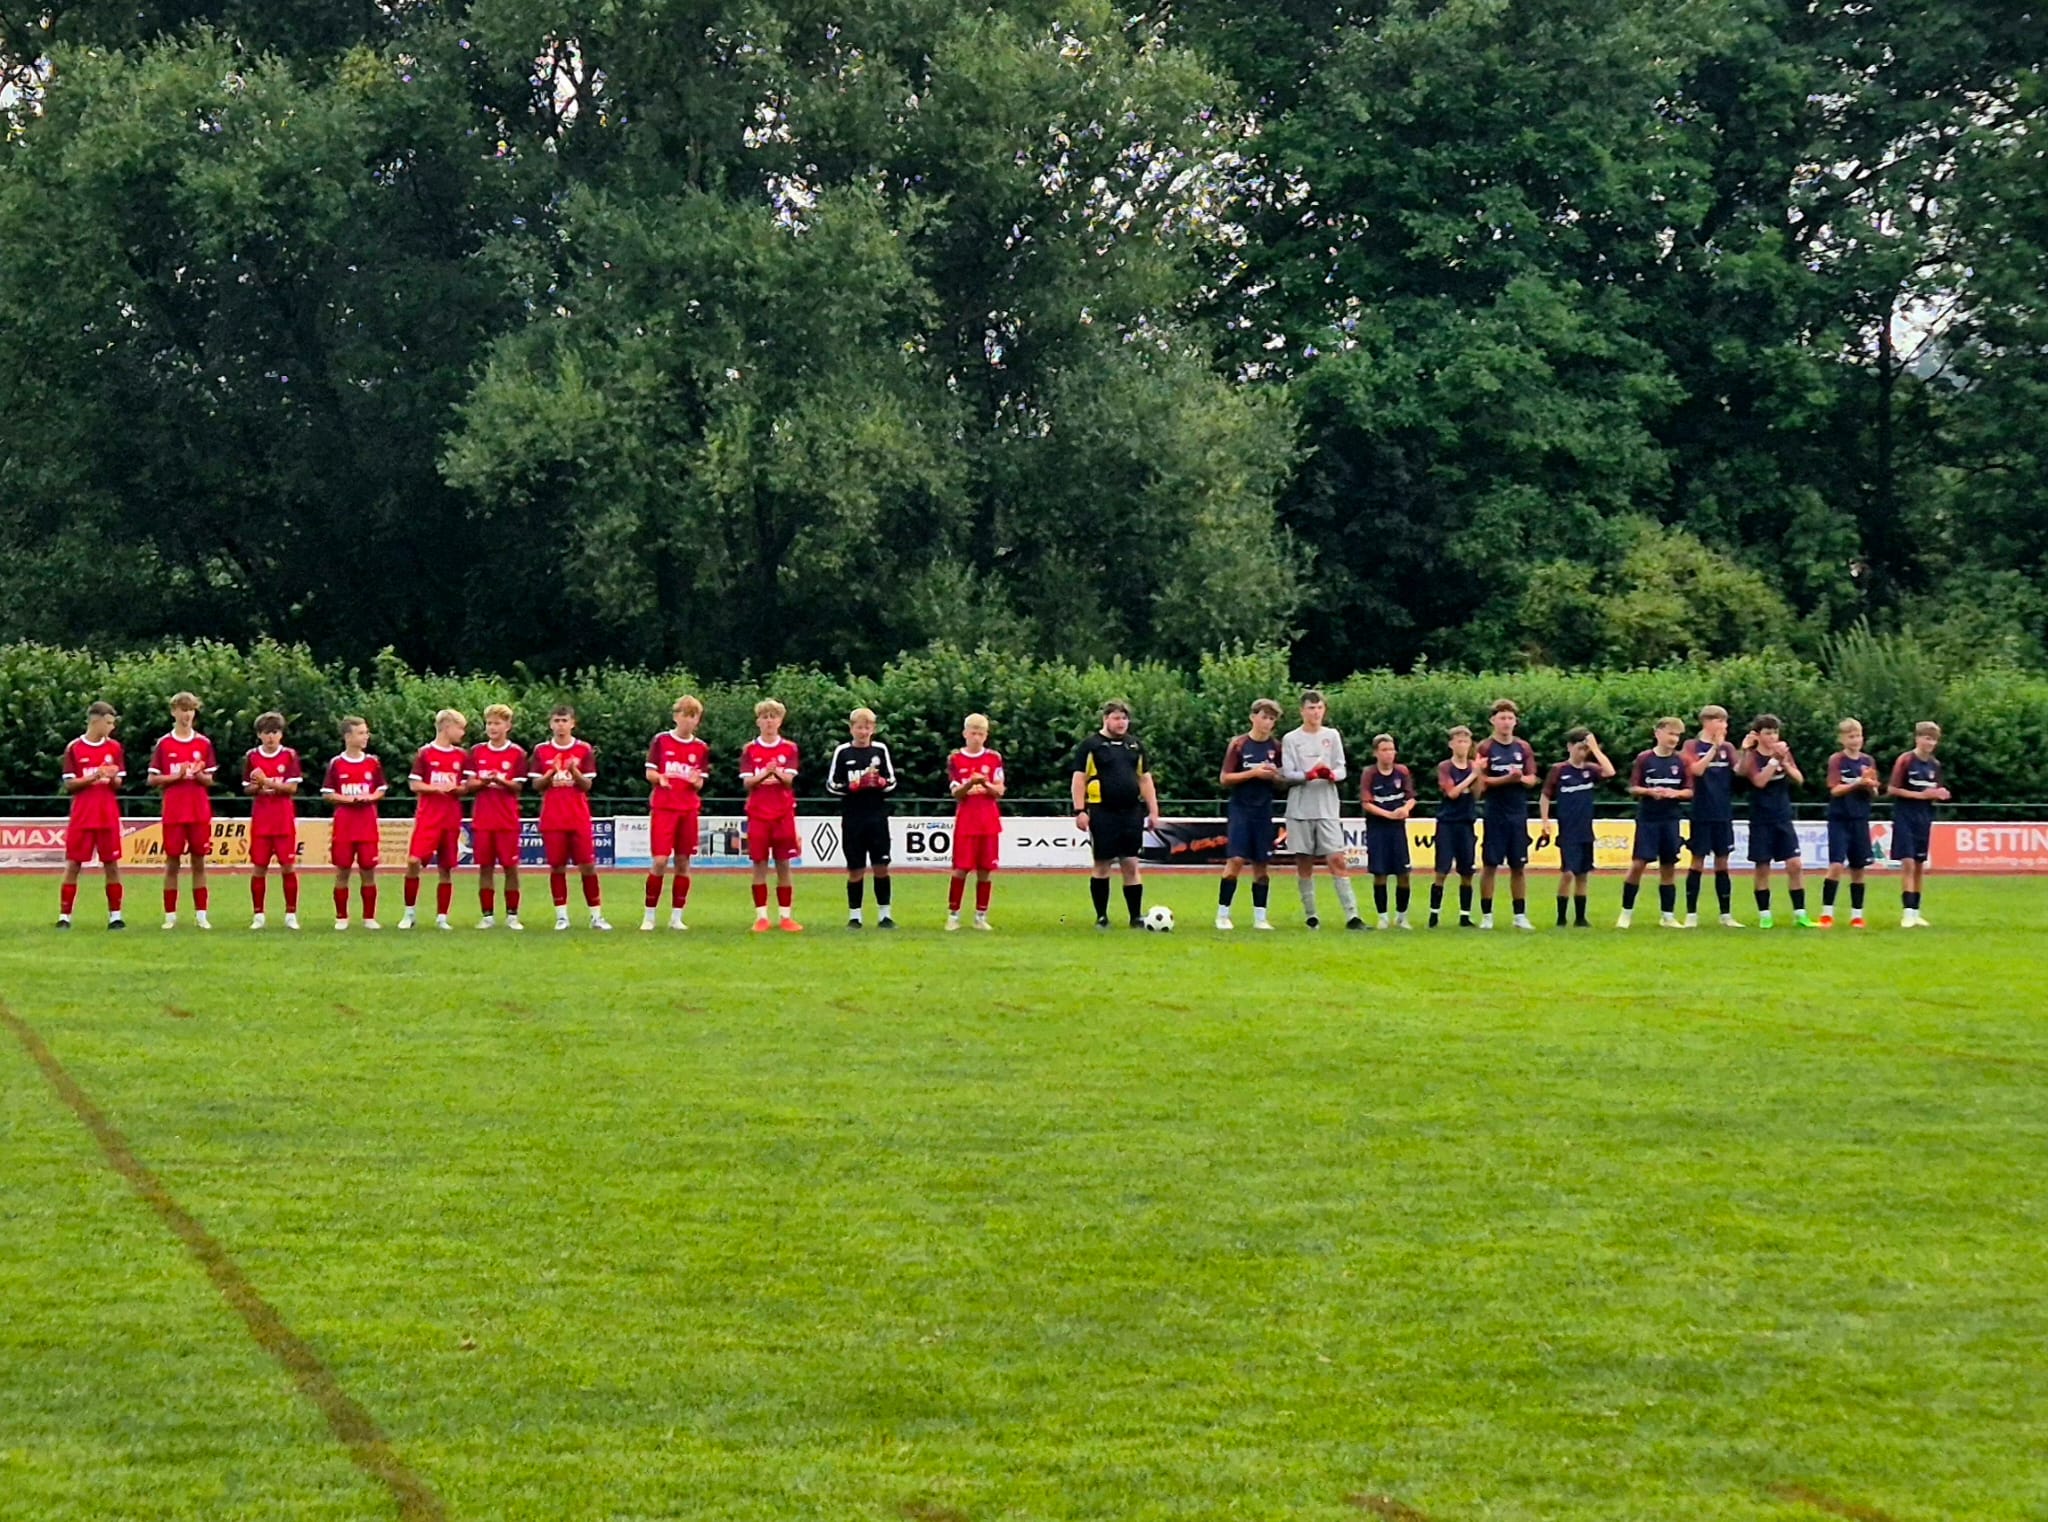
[{"left": 1281, "top": 689, "right": 1366, "bottom": 930}]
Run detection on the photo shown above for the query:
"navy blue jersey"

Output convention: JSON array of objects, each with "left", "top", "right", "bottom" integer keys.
[
  {"left": 1478, "top": 737, "right": 1537, "bottom": 820},
  {"left": 1223, "top": 734, "right": 1282, "bottom": 818},
  {"left": 1685, "top": 739, "right": 1737, "bottom": 823},
  {"left": 1435, "top": 758, "right": 1478, "bottom": 823},
  {"left": 1827, "top": 751, "right": 1877, "bottom": 822},
  {"left": 1365, "top": 763, "right": 1415, "bottom": 817},
  {"left": 1543, "top": 761, "right": 1602, "bottom": 841},
  {"left": 1744, "top": 744, "right": 1798, "bottom": 823},
  {"left": 1630, "top": 749, "right": 1689, "bottom": 823},
  {"left": 1889, "top": 752, "right": 1945, "bottom": 821}
]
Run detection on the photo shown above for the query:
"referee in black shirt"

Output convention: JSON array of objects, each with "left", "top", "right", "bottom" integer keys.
[{"left": 1070, "top": 700, "right": 1164, "bottom": 928}]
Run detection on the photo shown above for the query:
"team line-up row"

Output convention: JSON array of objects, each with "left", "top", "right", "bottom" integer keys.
[{"left": 49, "top": 690, "right": 1951, "bottom": 934}]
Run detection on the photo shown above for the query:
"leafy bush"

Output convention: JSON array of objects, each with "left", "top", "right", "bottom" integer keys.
[{"left": 2, "top": 640, "right": 2040, "bottom": 807}]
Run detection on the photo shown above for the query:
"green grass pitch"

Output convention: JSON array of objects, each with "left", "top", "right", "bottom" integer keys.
[{"left": 3, "top": 870, "right": 2045, "bottom": 1522}]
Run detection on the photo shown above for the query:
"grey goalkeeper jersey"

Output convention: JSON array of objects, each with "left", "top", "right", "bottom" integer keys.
[{"left": 1281, "top": 726, "right": 1347, "bottom": 820}]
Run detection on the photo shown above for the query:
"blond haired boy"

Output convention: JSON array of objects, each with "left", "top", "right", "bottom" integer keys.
[
  {"left": 948, "top": 713, "right": 1005, "bottom": 930},
  {"left": 469, "top": 703, "right": 527, "bottom": 929},
  {"left": 742, "top": 698, "right": 802, "bottom": 931},
  {"left": 826, "top": 706, "right": 898, "bottom": 928}
]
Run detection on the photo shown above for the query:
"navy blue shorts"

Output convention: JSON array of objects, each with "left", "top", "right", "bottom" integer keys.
[
  {"left": 1827, "top": 817, "right": 1872, "bottom": 869},
  {"left": 1748, "top": 818, "right": 1802, "bottom": 865},
  {"left": 1433, "top": 819, "right": 1475, "bottom": 877},
  {"left": 1893, "top": 810, "right": 1932, "bottom": 863},
  {"left": 1367, "top": 822, "right": 1411, "bottom": 877},
  {"left": 1482, "top": 817, "right": 1529, "bottom": 869},
  {"left": 1226, "top": 809, "right": 1276, "bottom": 865},
  {"left": 1559, "top": 837, "right": 1595, "bottom": 877},
  {"left": 1687, "top": 819, "right": 1735, "bottom": 860},
  {"left": 1634, "top": 818, "right": 1684, "bottom": 865}
]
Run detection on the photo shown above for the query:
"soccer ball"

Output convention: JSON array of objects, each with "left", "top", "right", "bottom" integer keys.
[{"left": 1144, "top": 905, "right": 1175, "bottom": 933}]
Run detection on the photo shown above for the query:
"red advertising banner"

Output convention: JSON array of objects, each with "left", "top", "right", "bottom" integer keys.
[{"left": 1929, "top": 822, "right": 2048, "bottom": 873}]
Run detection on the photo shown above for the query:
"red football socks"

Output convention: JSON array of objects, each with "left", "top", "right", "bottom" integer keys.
[
  {"left": 107, "top": 882, "right": 123, "bottom": 912},
  {"left": 480, "top": 887, "right": 496, "bottom": 915},
  {"left": 752, "top": 883, "right": 769, "bottom": 911},
  {"left": 672, "top": 873, "right": 690, "bottom": 910},
  {"left": 282, "top": 873, "right": 298, "bottom": 913},
  {"left": 645, "top": 873, "right": 662, "bottom": 909},
  {"left": 550, "top": 870, "right": 568, "bottom": 908},
  {"left": 194, "top": 887, "right": 209, "bottom": 912},
  {"left": 333, "top": 885, "right": 349, "bottom": 918},
  {"left": 60, "top": 882, "right": 77, "bottom": 916},
  {"left": 361, "top": 886, "right": 377, "bottom": 920},
  {"left": 581, "top": 873, "right": 602, "bottom": 908},
  {"left": 163, "top": 887, "right": 177, "bottom": 913},
  {"left": 776, "top": 884, "right": 793, "bottom": 911},
  {"left": 976, "top": 878, "right": 993, "bottom": 913},
  {"left": 404, "top": 878, "right": 421, "bottom": 909},
  {"left": 948, "top": 873, "right": 966, "bottom": 913},
  {"left": 251, "top": 876, "right": 267, "bottom": 914},
  {"left": 437, "top": 882, "right": 452, "bottom": 916}
]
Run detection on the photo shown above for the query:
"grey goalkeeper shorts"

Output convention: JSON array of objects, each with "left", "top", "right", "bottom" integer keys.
[{"left": 1286, "top": 815, "right": 1345, "bottom": 860}]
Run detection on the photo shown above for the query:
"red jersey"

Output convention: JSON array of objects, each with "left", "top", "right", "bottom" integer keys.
[
  {"left": 530, "top": 738, "right": 596, "bottom": 829},
  {"left": 741, "top": 738, "right": 799, "bottom": 821},
  {"left": 243, "top": 746, "right": 303, "bottom": 836},
  {"left": 950, "top": 748, "right": 1005, "bottom": 836},
  {"left": 323, "top": 753, "right": 387, "bottom": 839},
  {"left": 410, "top": 742, "right": 471, "bottom": 833},
  {"left": 647, "top": 732, "right": 711, "bottom": 814},
  {"left": 63, "top": 736, "right": 126, "bottom": 830},
  {"left": 150, "top": 731, "right": 218, "bottom": 824},
  {"left": 469, "top": 741, "right": 528, "bottom": 832}
]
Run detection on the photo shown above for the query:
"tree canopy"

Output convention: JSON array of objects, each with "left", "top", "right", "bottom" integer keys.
[{"left": 3, "top": 0, "right": 2042, "bottom": 676}]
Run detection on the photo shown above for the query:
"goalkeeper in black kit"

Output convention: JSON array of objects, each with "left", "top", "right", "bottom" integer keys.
[{"left": 825, "top": 707, "right": 899, "bottom": 928}]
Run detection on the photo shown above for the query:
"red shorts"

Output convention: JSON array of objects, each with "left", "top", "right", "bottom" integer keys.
[
  {"left": 162, "top": 820, "right": 211, "bottom": 858},
  {"left": 472, "top": 827, "right": 521, "bottom": 871},
  {"left": 954, "top": 832, "right": 1000, "bottom": 873},
  {"left": 543, "top": 825, "right": 596, "bottom": 869},
  {"left": 249, "top": 832, "right": 298, "bottom": 868},
  {"left": 66, "top": 825, "right": 120, "bottom": 865},
  {"left": 747, "top": 814, "right": 800, "bottom": 864},
  {"left": 408, "top": 822, "right": 462, "bottom": 869},
  {"left": 331, "top": 835, "right": 379, "bottom": 871},
  {"left": 651, "top": 811, "right": 700, "bottom": 863}
]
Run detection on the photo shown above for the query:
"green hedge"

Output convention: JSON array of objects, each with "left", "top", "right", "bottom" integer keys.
[{"left": 2, "top": 640, "right": 2039, "bottom": 807}]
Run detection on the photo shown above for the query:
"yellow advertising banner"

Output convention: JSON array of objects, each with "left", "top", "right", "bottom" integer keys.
[
  {"left": 1344, "top": 819, "right": 1642, "bottom": 873},
  {"left": 118, "top": 818, "right": 416, "bottom": 867}
]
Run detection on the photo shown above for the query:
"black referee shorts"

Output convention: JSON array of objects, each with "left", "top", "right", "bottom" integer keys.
[{"left": 1089, "top": 805, "right": 1146, "bottom": 863}]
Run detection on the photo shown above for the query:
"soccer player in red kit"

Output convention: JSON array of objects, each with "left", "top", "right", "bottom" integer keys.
[
  {"left": 644, "top": 694, "right": 709, "bottom": 931},
  {"left": 469, "top": 703, "right": 526, "bottom": 930},
  {"left": 530, "top": 705, "right": 610, "bottom": 931},
  {"left": 58, "top": 700, "right": 126, "bottom": 929},
  {"left": 401, "top": 709, "right": 471, "bottom": 931},
  {"left": 947, "top": 713, "right": 1005, "bottom": 930},
  {"left": 322, "top": 716, "right": 388, "bottom": 930},
  {"left": 742, "top": 698, "right": 802, "bottom": 932},
  {"left": 150, "top": 691, "right": 218, "bottom": 929},
  {"left": 242, "top": 711, "right": 303, "bottom": 930}
]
